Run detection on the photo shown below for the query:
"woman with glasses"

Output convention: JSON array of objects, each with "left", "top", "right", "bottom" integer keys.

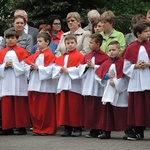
[
  {"left": 46, "top": 15, "right": 64, "bottom": 44},
  {"left": 54, "top": 12, "right": 91, "bottom": 57}
]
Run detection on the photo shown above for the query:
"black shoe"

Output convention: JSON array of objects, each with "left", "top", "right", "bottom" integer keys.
[
  {"left": 127, "top": 133, "right": 142, "bottom": 140},
  {"left": 0, "top": 129, "right": 14, "bottom": 135},
  {"left": 71, "top": 127, "right": 82, "bottom": 137},
  {"left": 16, "top": 128, "right": 27, "bottom": 135},
  {"left": 85, "top": 129, "right": 101, "bottom": 138},
  {"left": 72, "top": 131, "right": 82, "bottom": 137},
  {"left": 61, "top": 129, "right": 72, "bottom": 137},
  {"left": 98, "top": 131, "right": 111, "bottom": 139},
  {"left": 123, "top": 129, "right": 134, "bottom": 140}
]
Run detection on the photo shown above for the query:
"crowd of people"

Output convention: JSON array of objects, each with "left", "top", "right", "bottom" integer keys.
[{"left": 0, "top": 9, "right": 150, "bottom": 141}]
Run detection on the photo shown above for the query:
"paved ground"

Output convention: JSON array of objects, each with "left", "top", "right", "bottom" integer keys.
[{"left": 0, "top": 128, "right": 150, "bottom": 150}]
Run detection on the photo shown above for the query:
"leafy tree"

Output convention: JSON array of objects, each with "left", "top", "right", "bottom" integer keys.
[{"left": 0, "top": 0, "right": 150, "bottom": 35}]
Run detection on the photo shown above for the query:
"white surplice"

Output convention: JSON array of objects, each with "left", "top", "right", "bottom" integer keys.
[
  {"left": 123, "top": 45, "right": 150, "bottom": 92},
  {"left": 52, "top": 55, "right": 82, "bottom": 94},
  {"left": 24, "top": 53, "right": 58, "bottom": 93},
  {"left": 78, "top": 57, "right": 104, "bottom": 97},
  {"left": 0, "top": 50, "right": 28, "bottom": 97},
  {"left": 95, "top": 63, "right": 128, "bottom": 107}
]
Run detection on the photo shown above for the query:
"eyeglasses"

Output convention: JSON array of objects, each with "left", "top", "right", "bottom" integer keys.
[
  {"left": 67, "top": 19, "right": 76, "bottom": 23},
  {"left": 53, "top": 23, "right": 61, "bottom": 26}
]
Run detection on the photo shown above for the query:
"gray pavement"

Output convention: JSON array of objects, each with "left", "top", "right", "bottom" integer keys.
[{"left": 0, "top": 128, "right": 150, "bottom": 150}]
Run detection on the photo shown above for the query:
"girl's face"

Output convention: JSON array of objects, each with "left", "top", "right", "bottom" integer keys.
[
  {"left": 37, "top": 37, "right": 49, "bottom": 50},
  {"left": 14, "top": 17, "right": 25, "bottom": 32},
  {"left": 94, "top": 22, "right": 104, "bottom": 33},
  {"left": 65, "top": 39, "right": 77, "bottom": 51}
]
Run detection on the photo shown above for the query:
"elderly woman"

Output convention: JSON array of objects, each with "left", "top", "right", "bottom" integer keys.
[
  {"left": 55, "top": 12, "right": 91, "bottom": 57},
  {"left": 1, "top": 15, "right": 33, "bottom": 54}
]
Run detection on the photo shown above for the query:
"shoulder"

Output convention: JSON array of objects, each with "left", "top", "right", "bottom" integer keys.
[{"left": 28, "top": 25, "right": 38, "bottom": 32}]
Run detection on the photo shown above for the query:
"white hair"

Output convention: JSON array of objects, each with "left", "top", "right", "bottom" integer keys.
[
  {"left": 14, "top": 9, "right": 28, "bottom": 16},
  {"left": 87, "top": 9, "right": 100, "bottom": 18}
]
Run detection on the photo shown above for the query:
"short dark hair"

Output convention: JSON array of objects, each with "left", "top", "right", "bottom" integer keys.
[
  {"left": 37, "top": 32, "right": 51, "bottom": 45},
  {"left": 133, "top": 21, "right": 150, "bottom": 38},
  {"left": 64, "top": 34, "right": 77, "bottom": 43},
  {"left": 5, "top": 29, "right": 19, "bottom": 39},
  {"left": 108, "top": 41, "right": 120, "bottom": 49},
  {"left": 90, "top": 33, "right": 103, "bottom": 46}
]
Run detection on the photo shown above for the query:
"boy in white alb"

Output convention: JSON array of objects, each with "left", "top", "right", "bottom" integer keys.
[
  {"left": 0, "top": 30, "right": 30, "bottom": 135},
  {"left": 123, "top": 22, "right": 150, "bottom": 140},
  {"left": 24, "top": 32, "right": 57, "bottom": 135},
  {"left": 95, "top": 41, "right": 131, "bottom": 139}
]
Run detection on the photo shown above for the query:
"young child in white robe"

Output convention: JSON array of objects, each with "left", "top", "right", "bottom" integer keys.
[
  {"left": 95, "top": 41, "right": 131, "bottom": 139},
  {"left": 0, "top": 29, "right": 30, "bottom": 135},
  {"left": 24, "top": 32, "right": 57, "bottom": 135}
]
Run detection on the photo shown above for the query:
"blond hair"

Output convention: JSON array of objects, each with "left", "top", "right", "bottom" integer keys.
[{"left": 66, "top": 12, "right": 81, "bottom": 27}]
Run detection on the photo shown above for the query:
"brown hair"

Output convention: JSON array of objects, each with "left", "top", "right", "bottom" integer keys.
[
  {"left": 37, "top": 32, "right": 51, "bottom": 45},
  {"left": 64, "top": 34, "right": 77, "bottom": 43},
  {"left": 100, "top": 10, "right": 116, "bottom": 27},
  {"left": 13, "top": 15, "right": 26, "bottom": 24},
  {"left": 90, "top": 33, "right": 103, "bottom": 46},
  {"left": 5, "top": 29, "right": 19, "bottom": 39}
]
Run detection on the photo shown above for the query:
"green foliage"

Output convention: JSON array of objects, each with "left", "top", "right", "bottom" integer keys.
[{"left": 0, "top": 0, "right": 150, "bottom": 35}]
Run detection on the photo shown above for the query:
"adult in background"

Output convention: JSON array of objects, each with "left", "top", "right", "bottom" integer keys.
[
  {"left": 1, "top": 15, "right": 33, "bottom": 54},
  {"left": 46, "top": 15, "right": 64, "bottom": 44},
  {"left": 84, "top": 10, "right": 100, "bottom": 33},
  {"left": 125, "top": 14, "right": 146, "bottom": 46},
  {"left": 100, "top": 10, "right": 126, "bottom": 54},
  {"left": 146, "top": 10, "right": 150, "bottom": 23},
  {"left": 55, "top": 12, "right": 91, "bottom": 57},
  {"left": 14, "top": 9, "right": 39, "bottom": 45}
]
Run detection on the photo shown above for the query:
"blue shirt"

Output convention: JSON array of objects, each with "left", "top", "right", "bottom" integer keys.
[{"left": 31, "top": 41, "right": 58, "bottom": 54}]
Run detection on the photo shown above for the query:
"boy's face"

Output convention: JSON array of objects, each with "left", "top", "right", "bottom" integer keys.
[
  {"left": 65, "top": 39, "right": 77, "bottom": 51},
  {"left": 6, "top": 36, "right": 18, "bottom": 47},
  {"left": 89, "top": 38, "right": 100, "bottom": 51},
  {"left": 138, "top": 27, "right": 150, "bottom": 41},
  {"left": 37, "top": 37, "right": 49, "bottom": 50},
  {"left": 108, "top": 44, "right": 120, "bottom": 58}
]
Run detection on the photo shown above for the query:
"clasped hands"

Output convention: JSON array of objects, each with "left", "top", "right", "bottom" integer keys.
[
  {"left": 5, "top": 60, "right": 13, "bottom": 68},
  {"left": 108, "top": 72, "right": 115, "bottom": 87},
  {"left": 60, "top": 67, "right": 68, "bottom": 73},
  {"left": 30, "top": 63, "right": 38, "bottom": 70},
  {"left": 135, "top": 60, "right": 150, "bottom": 69}
]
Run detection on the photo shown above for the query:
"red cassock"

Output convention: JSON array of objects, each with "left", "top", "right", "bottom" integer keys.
[
  {"left": 0, "top": 45, "right": 30, "bottom": 130},
  {"left": 25, "top": 49, "right": 57, "bottom": 134},
  {"left": 82, "top": 50, "right": 109, "bottom": 129},
  {"left": 96, "top": 57, "right": 130, "bottom": 131},
  {"left": 123, "top": 40, "right": 150, "bottom": 127},
  {"left": 55, "top": 49, "right": 84, "bottom": 127}
]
